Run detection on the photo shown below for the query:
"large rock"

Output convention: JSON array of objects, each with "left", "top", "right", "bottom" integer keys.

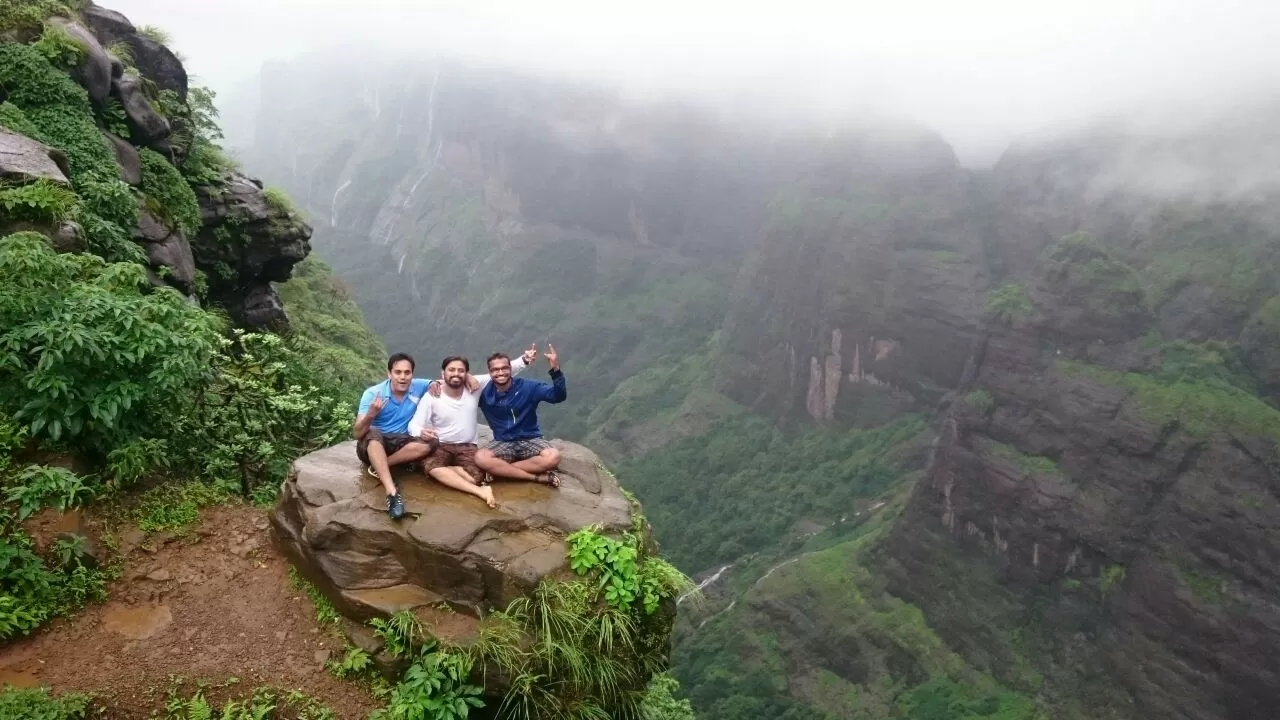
[
  {"left": 270, "top": 428, "right": 634, "bottom": 626},
  {"left": 80, "top": 2, "right": 188, "bottom": 99},
  {"left": 132, "top": 205, "right": 195, "bottom": 292},
  {"left": 191, "top": 171, "right": 312, "bottom": 329},
  {"left": 0, "top": 128, "right": 71, "bottom": 184},
  {"left": 48, "top": 17, "right": 116, "bottom": 106},
  {"left": 113, "top": 73, "right": 170, "bottom": 150},
  {"left": 102, "top": 131, "right": 141, "bottom": 185}
]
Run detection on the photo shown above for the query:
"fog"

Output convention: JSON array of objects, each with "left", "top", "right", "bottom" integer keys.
[{"left": 106, "top": 0, "right": 1280, "bottom": 165}]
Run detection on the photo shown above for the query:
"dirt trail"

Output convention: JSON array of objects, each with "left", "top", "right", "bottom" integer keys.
[{"left": 0, "top": 504, "right": 380, "bottom": 718}]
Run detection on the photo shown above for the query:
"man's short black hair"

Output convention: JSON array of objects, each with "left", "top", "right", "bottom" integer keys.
[
  {"left": 387, "top": 352, "right": 415, "bottom": 371},
  {"left": 442, "top": 355, "right": 470, "bottom": 372},
  {"left": 486, "top": 352, "right": 511, "bottom": 369}
]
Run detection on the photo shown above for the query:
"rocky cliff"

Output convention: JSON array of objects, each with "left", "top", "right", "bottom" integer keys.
[{"left": 0, "top": 1, "right": 310, "bottom": 330}]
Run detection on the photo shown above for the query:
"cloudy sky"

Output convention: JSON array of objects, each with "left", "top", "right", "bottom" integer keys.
[{"left": 105, "top": 0, "right": 1280, "bottom": 162}]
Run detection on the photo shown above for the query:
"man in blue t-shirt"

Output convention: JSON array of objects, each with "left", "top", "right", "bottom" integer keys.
[
  {"left": 353, "top": 352, "right": 438, "bottom": 519},
  {"left": 475, "top": 344, "right": 568, "bottom": 487}
]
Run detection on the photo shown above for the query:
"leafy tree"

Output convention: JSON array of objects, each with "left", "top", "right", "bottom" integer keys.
[{"left": 0, "top": 232, "right": 219, "bottom": 451}]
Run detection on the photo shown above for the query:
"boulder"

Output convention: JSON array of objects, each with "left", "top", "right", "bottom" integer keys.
[
  {"left": 270, "top": 427, "right": 634, "bottom": 627},
  {"left": 102, "top": 131, "right": 142, "bottom": 185},
  {"left": 80, "top": 2, "right": 188, "bottom": 99},
  {"left": 113, "top": 73, "right": 170, "bottom": 149},
  {"left": 48, "top": 17, "right": 116, "bottom": 106},
  {"left": 0, "top": 220, "right": 85, "bottom": 254},
  {"left": 132, "top": 205, "right": 195, "bottom": 292},
  {"left": 192, "top": 172, "right": 312, "bottom": 329},
  {"left": 0, "top": 128, "right": 71, "bottom": 184}
]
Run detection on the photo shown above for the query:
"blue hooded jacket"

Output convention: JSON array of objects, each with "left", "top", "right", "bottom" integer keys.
[{"left": 479, "top": 369, "right": 567, "bottom": 441}]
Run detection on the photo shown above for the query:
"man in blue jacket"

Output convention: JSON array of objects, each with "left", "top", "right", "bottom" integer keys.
[{"left": 475, "top": 344, "right": 567, "bottom": 487}]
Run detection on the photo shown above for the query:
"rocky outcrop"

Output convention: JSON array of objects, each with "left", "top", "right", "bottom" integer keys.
[
  {"left": 192, "top": 172, "right": 312, "bottom": 328},
  {"left": 80, "top": 2, "right": 188, "bottom": 99},
  {"left": 0, "top": 128, "right": 71, "bottom": 184},
  {"left": 270, "top": 428, "right": 633, "bottom": 625}
]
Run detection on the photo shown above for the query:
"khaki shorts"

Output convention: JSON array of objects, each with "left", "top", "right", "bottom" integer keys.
[{"left": 421, "top": 443, "right": 482, "bottom": 483}]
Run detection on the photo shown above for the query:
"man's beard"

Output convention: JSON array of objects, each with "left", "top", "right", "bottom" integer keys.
[{"left": 446, "top": 377, "right": 464, "bottom": 387}]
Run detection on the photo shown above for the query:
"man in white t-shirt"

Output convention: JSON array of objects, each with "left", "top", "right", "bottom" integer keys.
[{"left": 407, "top": 345, "right": 536, "bottom": 508}]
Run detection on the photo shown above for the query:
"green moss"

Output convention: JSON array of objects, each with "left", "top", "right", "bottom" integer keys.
[
  {"left": 985, "top": 282, "right": 1034, "bottom": 324},
  {"left": 1099, "top": 564, "right": 1126, "bottom": 596},
  {"left": 1057, "top": 359, "right": 1280, "bottom": 441},
  {"left": 1175, "top": 560, "right": 1225, "bottom": 604},
  {"left": 983, "top": 439, "right": 1060, "bottom": 477},
  {"left": 964, "top": 389, "right": 995, "bottom": 414},
  {"left": 138, "top": 147, "right": 201, "bottom": 235}
]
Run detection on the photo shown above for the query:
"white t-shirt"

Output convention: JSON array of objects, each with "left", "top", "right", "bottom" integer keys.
[{"left": 407, "top": 356, "right": 527, "bottom": 444}]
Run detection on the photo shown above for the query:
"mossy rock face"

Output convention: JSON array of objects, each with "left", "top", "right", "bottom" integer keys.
[{"left": 1033, "top": 232, "right": 1152, "bottom": 344}]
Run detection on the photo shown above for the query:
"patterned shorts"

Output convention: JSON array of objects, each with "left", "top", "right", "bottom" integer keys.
[
  {"left": 422, "top": 443, "right": 483, "bottom": 483},
  {"left": 356, "top": 430, "right": 434, "bottom": 465},
  {"left": 487, "top": 437, "right": 552, "bottom": 463}
]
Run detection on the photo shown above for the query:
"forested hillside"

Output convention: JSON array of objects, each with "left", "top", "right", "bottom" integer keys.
[{"left": 238, "top": 50, "right": 1280, "bottom": 720}]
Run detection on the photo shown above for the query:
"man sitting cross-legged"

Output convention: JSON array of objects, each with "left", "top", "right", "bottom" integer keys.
[
  {"left": 408, "top": 346, "right": 536, "bottom": 509},
  {"left": 353, "top": 352, "right": 445, "bottom": 520},
  {"left": 475, "top": 344, "right": 567, "bottom": 487}
]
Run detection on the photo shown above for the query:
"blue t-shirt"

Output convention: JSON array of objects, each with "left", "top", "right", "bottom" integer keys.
[{"left": 358, "top": 378, "right": 431, "bottom": 434}]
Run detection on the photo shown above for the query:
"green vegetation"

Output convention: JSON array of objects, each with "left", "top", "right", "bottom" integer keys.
[
  {"left": 982, "top": 439, "right": 1060, "bottom": 477},
  {"left": 139, "top": 146, "right": 202, "bottom": 234},
  {"left": 985, "top": 283, "right": 1034, "bottom": 324},
  {"left": 136, "top": 24, "right": 170, "bottom": 45},
  {"left": 616, "top": 414, "right": 929, "bottom": 568},
  {"left": 0, "top": 179, "right": 79, "bottom": 221},
  {"left": 31, "top": 21, "right": 84, "bottom": 69},
  {"left": 1100, "top": 564, "right": 1126, "bottom": 596},
  {"left": 276, "top": 256, "right": 386, "bottom": 396},
  {"left": 675, "top": 508, "right": 1043, "bottom": 720},
  {"left": 0, "top": 686, "right": 92, "bottom": 719},
  {"left": 343, "top": 522, "right": 696, "bottom": 719},
  {"left": 963, "top": 389, "right": 995, "bottom": 414},
  {"left": 289, "top": 565, "right": 342, "bottom": 628},
  {"left": 1058, "top": 358, "right": 1280, "bottom": 441},
  {"left": 0, "top": 1, "right": 76, "bottom": 39}
]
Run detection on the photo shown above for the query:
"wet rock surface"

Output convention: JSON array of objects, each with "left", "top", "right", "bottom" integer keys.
[{"left": 271, "top": 427, "right": 632, "bottom": 625}]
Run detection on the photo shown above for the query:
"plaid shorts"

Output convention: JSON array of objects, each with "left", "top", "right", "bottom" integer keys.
[{"left": 487, "top": 437, "right": 552, "bottom": 462}]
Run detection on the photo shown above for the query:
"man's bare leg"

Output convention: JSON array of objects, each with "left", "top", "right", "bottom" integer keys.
[
  {"left": 387, "top": 441, "right": 432, "bottom": 468},
  {"left": 475, "top": 448, "right": 539, "bottom": 481},
  {"left": 368, "top": 441, "right": 433, "bottom": 495},
  {"left": 427, "top": 467, "right": 497, "bottom": 508},
  {"left": 365, "top": 441, "right": 398, "bottom": 496},
  {"left": 511, "top": 448, "right": 560, "bottom": 476}
]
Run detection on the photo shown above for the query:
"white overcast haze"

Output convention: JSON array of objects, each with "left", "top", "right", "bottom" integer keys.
[{"left": 104, "top": 0, "right": 1280, "bottom": 164}]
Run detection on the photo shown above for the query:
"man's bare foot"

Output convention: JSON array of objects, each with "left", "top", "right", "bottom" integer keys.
[{"left": 478, "top": 485, "right": 497, "bottom": 509}]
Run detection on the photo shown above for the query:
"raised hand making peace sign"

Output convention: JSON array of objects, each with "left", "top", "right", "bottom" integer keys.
[{"left": 545, "top": 343, "right": 559, "bottom": 371}]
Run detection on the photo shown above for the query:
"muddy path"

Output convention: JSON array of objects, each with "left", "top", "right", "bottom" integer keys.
[{"left": 0, "top": 504, "right": 379, "bottom": 718}]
